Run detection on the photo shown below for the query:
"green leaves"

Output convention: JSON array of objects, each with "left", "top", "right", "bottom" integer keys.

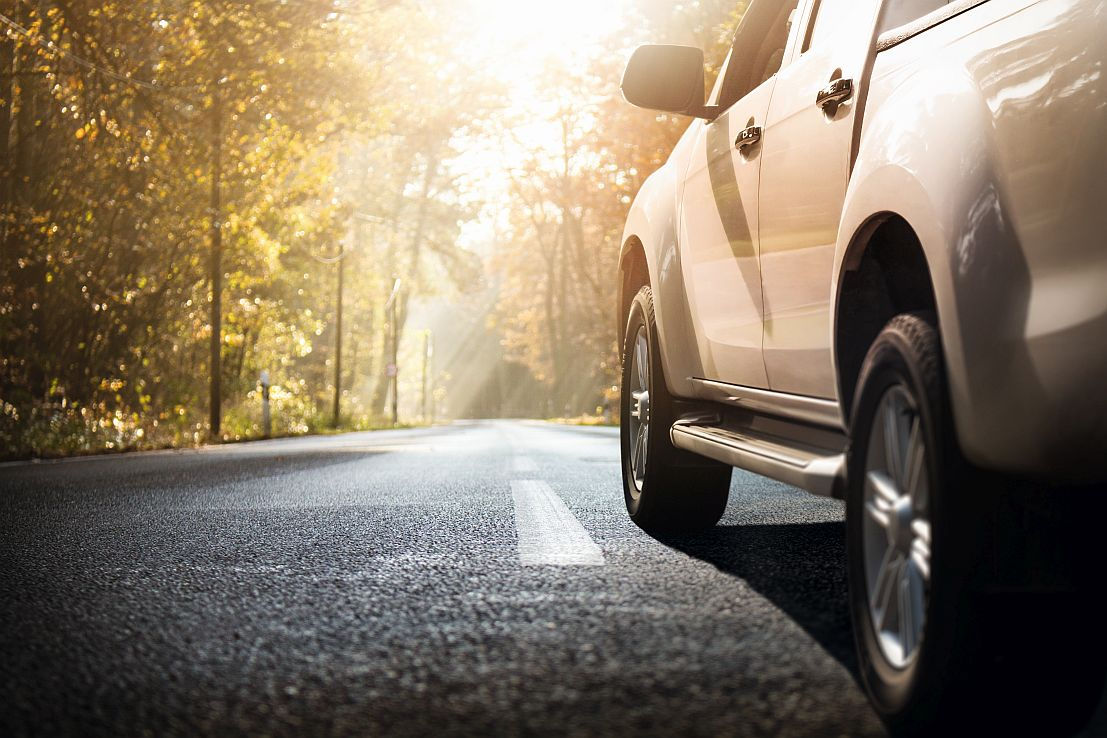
[{"left": 0, "top": 0, "right": 408, "bottom": 456}]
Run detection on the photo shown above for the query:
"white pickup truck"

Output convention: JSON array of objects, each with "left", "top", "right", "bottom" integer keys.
[{"left": 617, "top": 0, "right": 1107, "bottom": 732}]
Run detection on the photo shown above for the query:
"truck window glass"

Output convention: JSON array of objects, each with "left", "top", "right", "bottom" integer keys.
[
  {"left": 803, "top": 0, "right": 891, "bottom": 52},
  {"left": 880, "top": 0, "right": 952, "bottom": 32},
  {"left": 708, "top": 48, "right": 734, "bottom": 107},
  {"left": 718, "top": 0, "right": 801, "bottom": 109}
]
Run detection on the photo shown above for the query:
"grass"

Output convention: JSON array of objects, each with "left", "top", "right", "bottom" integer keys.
[
  {"left": 0, "top": 403, "right": 422, "bottom": 463},
  {"left": 545, "top": 414, "right": 618, "bottom": 427}
]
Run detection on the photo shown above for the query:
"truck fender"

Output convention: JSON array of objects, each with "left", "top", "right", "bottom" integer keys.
[
  {"left": 833, "top": 63, "right": 1022, "bottom": 467},
  {"left": 619, "top": 143, "right": 704, "bottom": 399}
]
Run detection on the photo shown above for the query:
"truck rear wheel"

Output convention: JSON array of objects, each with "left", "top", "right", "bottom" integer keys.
[
  {"left": 620, "top": 286, "right": 730, "bottom": 534},
  {"left": 847, "top": 313, "right": 1107, "bottom": 735}
]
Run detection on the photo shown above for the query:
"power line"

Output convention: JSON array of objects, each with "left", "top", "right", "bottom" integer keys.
[
  {"left": 0, "top": 8, "right": 193, "bottom": 94},
  {"left": 311, "top": 246, "right": 349, "bottom": 265}
]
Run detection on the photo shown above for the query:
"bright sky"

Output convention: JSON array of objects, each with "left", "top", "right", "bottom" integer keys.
[
  {"left": 400, "top": 0, "right": 641, "bottom": 412},
  {"left": 463, "top": 0, "right": 631, "bottom": 79},
  {"left": 447, "top": 0, "right": 635, "bottom": 252}
]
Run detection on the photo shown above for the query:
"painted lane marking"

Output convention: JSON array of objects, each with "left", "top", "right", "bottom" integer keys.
[
  {"left": 512, "top": 456, "right": 538, "bottom": 473},
  {"left": 510, "top": 480, "right": 604, "bottom": 567}
]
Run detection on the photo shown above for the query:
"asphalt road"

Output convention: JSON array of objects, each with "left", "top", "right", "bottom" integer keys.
[{"left": 1, "top": 421, "right": 1103, "bottom": 737}]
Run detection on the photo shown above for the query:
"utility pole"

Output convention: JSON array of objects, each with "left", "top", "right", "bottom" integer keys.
[
  {"left": 390, "top": 297, "right": 399, "bottom": 426},
  {"left": 384, "top": 278, "right": 402, "bottom": 426},
  {"left": 209, "top": 78, "right": 223, "bottom": 440},
  {"left": 260, "top": 370, "right": 271, "bottom": 438},
  {"left": 331, "top": 247, "right": 344, "bottom": 429},
  {"left": 421, "top": 330, "right": 432, "bottom": 423}
]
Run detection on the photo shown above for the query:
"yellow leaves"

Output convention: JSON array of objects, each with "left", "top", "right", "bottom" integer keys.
[
  {"left": 0, "top": 2, "right": 422, "bottom": 448},
  {"left": 74, "top": 121, "right": 98, "bottom": 141}
]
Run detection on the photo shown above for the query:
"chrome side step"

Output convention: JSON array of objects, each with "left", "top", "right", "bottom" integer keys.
[
  {"left": 671, "top": 420, "right": 846, "bottom": 498},
  {"left": 690, "top": 378, "right": 844, "bottom": 430}
]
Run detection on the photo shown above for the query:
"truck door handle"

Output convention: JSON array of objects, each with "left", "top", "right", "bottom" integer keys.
[
  {"left": 735, "top": 125, "right": 762, "bottom": 152},
  {"left": 816, "top": 77, "right": 853, "bottom": 110}
]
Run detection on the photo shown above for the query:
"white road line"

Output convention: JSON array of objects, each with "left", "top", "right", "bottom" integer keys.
[
  {"left": 512, "top": 456, "right": 538, "bottom": 473},
  {"left": 510, "top": 480, "right": 604, "bottom": 567}
]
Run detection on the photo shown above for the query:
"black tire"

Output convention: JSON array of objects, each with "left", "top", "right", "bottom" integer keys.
[
  {"left": 847, "top": 313, "right": 1107, "bottom": 736},
  {"left": 620, "top": 286, "right": 730, "bottom": 533}
]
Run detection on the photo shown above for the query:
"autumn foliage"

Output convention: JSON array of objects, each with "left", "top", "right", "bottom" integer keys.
[{"left": 0, "top": 0, "right": 741, "bottom": 457}]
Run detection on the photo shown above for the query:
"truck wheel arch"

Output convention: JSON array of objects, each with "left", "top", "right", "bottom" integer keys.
[
  {"left": 834, "top": 213, "right": 938, "bottom": 422},
  {"left": 618, "top": 236, "right": 649, "bottom": 341}
]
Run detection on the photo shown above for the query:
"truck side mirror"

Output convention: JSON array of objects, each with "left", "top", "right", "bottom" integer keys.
[{"left": 620, "top": 45, "right": 714, "bottom": 118}]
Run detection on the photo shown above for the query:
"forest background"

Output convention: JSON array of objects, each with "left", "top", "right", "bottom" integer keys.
[{"left": 0, "top": 0, "right": 744, "bottom": 458}]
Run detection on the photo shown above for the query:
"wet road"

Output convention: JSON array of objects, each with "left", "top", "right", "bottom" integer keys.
[{"left": 0, "top": 420, "right": 1071, "bottom": 736}]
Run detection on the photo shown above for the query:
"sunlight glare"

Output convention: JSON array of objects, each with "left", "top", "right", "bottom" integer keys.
[
  {"left": 445, "top": 0, "right": 635, "bottom": 251},
  {"left": 469, "top": 0, "right": 629, "bottom": 59}
]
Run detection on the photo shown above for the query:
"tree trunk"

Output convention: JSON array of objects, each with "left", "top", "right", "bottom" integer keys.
[{"left": 369, "top": 147, "right": 439, "bottom": 417}]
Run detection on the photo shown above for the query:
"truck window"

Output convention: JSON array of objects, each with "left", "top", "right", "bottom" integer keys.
[
  {"left": 880, "top": 0, "right": 952, "bottom": 31},
  {"left": 717, "top": 0, "right": 801, "bottom": 109},
  {"left": 707, "top": 48, "right": 734, "bottom": 107},
  {"left": 803, "top": 0, "right": 886, "bottom": 52}
]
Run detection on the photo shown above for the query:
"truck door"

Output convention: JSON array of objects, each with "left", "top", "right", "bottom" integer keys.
[
  {"left": 678, "top": 0, "right": 803, "bottom": 388},
  {"left": 757, "top": 0, "right": 883, "bottom": 398}
]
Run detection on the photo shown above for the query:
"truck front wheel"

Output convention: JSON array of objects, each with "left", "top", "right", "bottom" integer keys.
[
  {"left": 620, "top": 286, "right": 730, "bottom": 534},
  {"left": 847, "top": 313, "right": 1106, "bottom": 735}
]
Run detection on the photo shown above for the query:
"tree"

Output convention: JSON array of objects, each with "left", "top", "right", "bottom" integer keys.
[
  {"left": 488, "top": 1, "right": 745, "bottom": 416},
  {"left": 0, "top": 0, "right": 411, "bottom": 454}
]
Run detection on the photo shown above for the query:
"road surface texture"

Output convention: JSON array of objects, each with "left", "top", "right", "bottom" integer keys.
[{"left": 2, "top": 421, "right": 1104, "bottom": 737}]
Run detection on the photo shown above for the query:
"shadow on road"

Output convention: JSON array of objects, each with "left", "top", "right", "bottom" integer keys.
[
  {"left": 0, "top": 448, "right": 391, "bottom": 497},
  {"left": 658, "top": 522, "right": 860, "bottom": 682}
]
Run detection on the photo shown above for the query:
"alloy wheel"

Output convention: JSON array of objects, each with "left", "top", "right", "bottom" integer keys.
[
  {"left": 627, "top": 326, "right": 650, "bottom": 493},
  {"left": 862, "top": 384, "right": 931, "bottom": 669}
]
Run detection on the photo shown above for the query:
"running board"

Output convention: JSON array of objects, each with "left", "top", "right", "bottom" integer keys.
[{"left": 671, "top": 421, "right": 846, "bottom": 498}]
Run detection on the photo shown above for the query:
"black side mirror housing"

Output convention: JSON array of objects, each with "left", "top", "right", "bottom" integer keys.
[{"left": 620, "top": 45, "right": 715, "bottom": 118}]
